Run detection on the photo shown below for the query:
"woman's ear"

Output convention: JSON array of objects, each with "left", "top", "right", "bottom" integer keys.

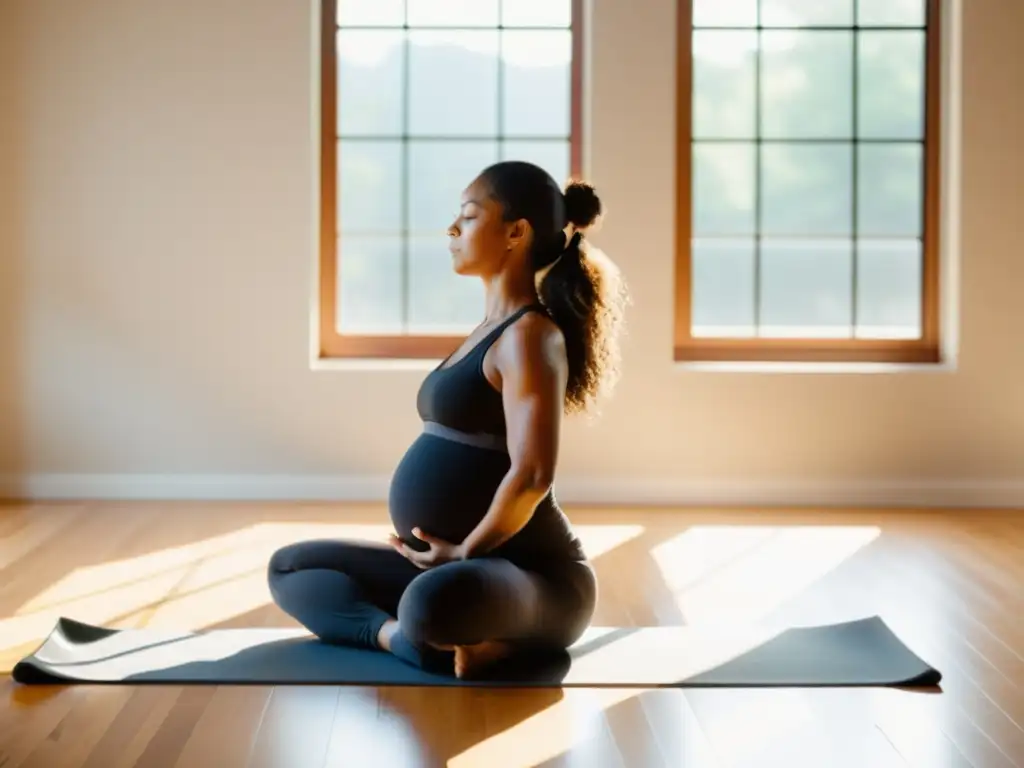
[{"left": 506, "top": 218, "right": 530, "bottom": 251}]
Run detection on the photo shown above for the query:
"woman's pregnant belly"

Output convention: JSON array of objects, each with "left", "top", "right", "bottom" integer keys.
[{"left": 387, "top": 433, "right": 511, "bottom": 552}]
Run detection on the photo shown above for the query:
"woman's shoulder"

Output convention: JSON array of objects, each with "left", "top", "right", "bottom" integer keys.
[{"left": 496, "top": 308, "right": 567, "bottom": 372}]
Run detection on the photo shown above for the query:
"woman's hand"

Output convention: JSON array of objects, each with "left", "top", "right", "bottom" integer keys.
[{"left": 389, "top": 528, "right": 467, "bottom": 570}]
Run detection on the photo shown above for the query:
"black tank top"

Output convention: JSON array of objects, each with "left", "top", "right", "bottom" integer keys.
[
  {"left": 387, "top": 303, "right": 587, "bottom": 565},
  {"left": 416, "top": 303, "right": 546, "bottom": 436}
]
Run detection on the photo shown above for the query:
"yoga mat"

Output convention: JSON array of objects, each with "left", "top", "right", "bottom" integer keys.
[{"left": 11, "top": 615, "right": 941, "bottom": 688}]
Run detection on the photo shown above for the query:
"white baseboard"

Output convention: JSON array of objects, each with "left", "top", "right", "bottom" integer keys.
[{"left": 1, "top": 473, "right": 1023, "bottom": 509}]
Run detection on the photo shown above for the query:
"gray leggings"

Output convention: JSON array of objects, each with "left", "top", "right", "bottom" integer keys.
[{"left": 267, "top": 539, "right": 597, "bottom": 672}]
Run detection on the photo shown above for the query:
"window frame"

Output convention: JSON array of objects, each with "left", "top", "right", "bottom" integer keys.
[
  {"left": 317, "top": 0, "right": 585, "bottom": 360},
  {"left": 673, "top": 0, "right": 943, "bottom": 365}
]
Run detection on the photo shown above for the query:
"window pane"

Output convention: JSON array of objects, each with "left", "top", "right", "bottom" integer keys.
[
  {"left": 336, "top": 236, "right": 404, "bottom": 333},
  {"left": 406, "top": 0, "right": 499, "bottom": 27},
  {"left": 855, "top": 239, "right": 922, "bottom": 338},
  {"left": 692, "top": 31, "right": 757, "bottom": 139},
  {"left": 502, "top": 140, "right": 571, "bottom": 184},
  {"left": 858, "top": 144, "right": 923, "bottom": 237},
  {"left": 692, "top": 143, "right": 756, "bottom": 236},
  {"left": 502, "top": 30, "right": 572, "bottom": 138},
  {"left": 759, "top": 239, "right": 853, "bottom": 337},
  {"left": 407, "top": 140, "right": 500, "bottom": 233},
  {"left": 692, "top": 0, "right": 758, "bottom": 27},
  {"left": 761, "top": 31, "right": 853, "bottom": 139},
  {"left": 408, "top": 31, "right": 499, "bottom": 136},
  {"left": 408, "top": 236, "right": 483, "bottom": 333},
  {"left": 337, "top": 31, "right": 404, "bottom": 136},
  {"left": 858, "top": 32, "right": 925, "bottom": 139},
  {"left": 338, "top": 140, "right": 403, "bottom": 234},
  {"left": 692, "top": 239, "right": 756, "bottom": 337},
  {"left": 502, "top": 0, "right": 572, "bottom": 28},
  {"left": 858, "top": 0, "right": 926, "bottom": 27},
  {"left": 337, "top": 0, "right": 404, "bottom": 26},
  {"left": 761, "top": 143, "right": 852, "bottom": 236},
  {"left": 761, "top": 0, "right": 853, "bottom": 26}
]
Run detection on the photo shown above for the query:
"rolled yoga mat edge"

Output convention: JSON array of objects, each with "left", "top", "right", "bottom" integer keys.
[{"left": 10, "top": 615, "right": 942, "bottom": 689}]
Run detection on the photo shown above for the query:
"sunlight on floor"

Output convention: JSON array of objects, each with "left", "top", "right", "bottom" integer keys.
[
  {"left": 565, "top": 623, "right": 780, "bottom": 684},
  {"left": 650, "top": 525, "right": 881, "bottom": 623},
  {"left": 572, "top": 524, "right": 646, "bottom": 560},
  {"left": 0, "top": 522, "right": 392, "bottom": 662},
  {"left": 0, "top": 522, "right": 644, "bottom": 664},
  {"left": 448, "top": 687, "right": 639, "bottom": 768},
  {"left": 15, "top": 522, "right": 390, "bottom": 615},
  {"left": 447, "top": 683, "right": 816, "bottom": 768}
]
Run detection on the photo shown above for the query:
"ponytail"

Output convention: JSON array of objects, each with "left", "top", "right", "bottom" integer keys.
[{"left": 536, "top": 182, "right": 629, "bottom": 416}]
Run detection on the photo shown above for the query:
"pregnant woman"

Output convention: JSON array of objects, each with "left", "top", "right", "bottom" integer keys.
[{"left": 268, "top": 160, "right": 629, "bottom": 678}]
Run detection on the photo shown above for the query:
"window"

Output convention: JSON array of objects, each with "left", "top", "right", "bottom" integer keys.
[
  {"left": 675, "top": 0, "right": 942, "bottom": 363},
  {"left": 318, "top": 0, "right": 583, "bottom": 359}
]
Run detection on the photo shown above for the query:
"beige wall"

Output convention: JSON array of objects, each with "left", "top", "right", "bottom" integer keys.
[{"left": 1, "top": 0, "right": 1021, "bottom": 503}]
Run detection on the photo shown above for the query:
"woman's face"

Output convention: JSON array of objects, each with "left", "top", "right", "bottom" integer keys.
[{"left": 447, "top": 176, "right": 531, "bottom": 277}]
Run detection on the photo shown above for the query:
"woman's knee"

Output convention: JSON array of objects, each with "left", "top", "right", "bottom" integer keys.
[
  {"left": 266, "top": 540, "right": 333, "bottom": 603},
  {"left": 267, "top": 544, "right": 300, "bottom": 607},
  {"left": 267, "top": 538, "right": 351, "bottom": 580},
  {"left": 267, "top": 539, "right": 316, "bottom": 575}
]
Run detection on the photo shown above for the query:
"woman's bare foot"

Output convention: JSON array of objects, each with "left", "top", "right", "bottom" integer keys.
[
  {"left": 378, "top": 621, "right": 510, "bottom": 678},
  {"left": 376, "top": 619, "right": 400, "bottom": 652},
  {"left": 453, "top": 641, "right": 513, "bottom": 679}
]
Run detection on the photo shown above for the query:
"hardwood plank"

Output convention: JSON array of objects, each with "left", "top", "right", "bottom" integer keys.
[
  {"left": 129, "top": 686, "right": 217, "bottom": 768},
  {"left": 515, "top": 688, "right": 626, "bottom": 768},
  {"left": 247, "top": 686, "right": 340, "bottom": 768},
  {"left": 17, "top": 686, "right": 135, "bottom": 768},
  {"left": 81, "top": 687, "right": 184, "bottom": 768},
  {"left": 374, "top": 686, "right": 492, "bottom": 767},
  {"left": 0, "top": 686, "right": 87, "bottom": 768},
  {"left": 636, "top": 689, "right": 721, "bottom": 767},
  {"left": 172, "top": 686, "right": 272, "bottom": 768},
  {"left": 321, "top": 687, "right": 397, "bottom": 768},
  {"left": 601, "top": 691, "right": 672, "bottom": 767}
]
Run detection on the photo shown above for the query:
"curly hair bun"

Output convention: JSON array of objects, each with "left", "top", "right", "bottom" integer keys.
[{"left": 563, "top": 180, "right": 602, "bottom": 230}]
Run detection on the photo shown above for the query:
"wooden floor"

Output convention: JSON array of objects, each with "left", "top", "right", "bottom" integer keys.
[{"left": 0, "top": 502, "right": 1021, "bottom": 767}]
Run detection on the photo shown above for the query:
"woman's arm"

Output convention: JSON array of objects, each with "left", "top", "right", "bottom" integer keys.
[{"left": 457, "top": 312, "right": 568, "bottom": 559}]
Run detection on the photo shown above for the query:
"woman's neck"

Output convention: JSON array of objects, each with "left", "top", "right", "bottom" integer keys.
[{"left": 480, "top": 268, "right": 539, "bottom": 322}]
